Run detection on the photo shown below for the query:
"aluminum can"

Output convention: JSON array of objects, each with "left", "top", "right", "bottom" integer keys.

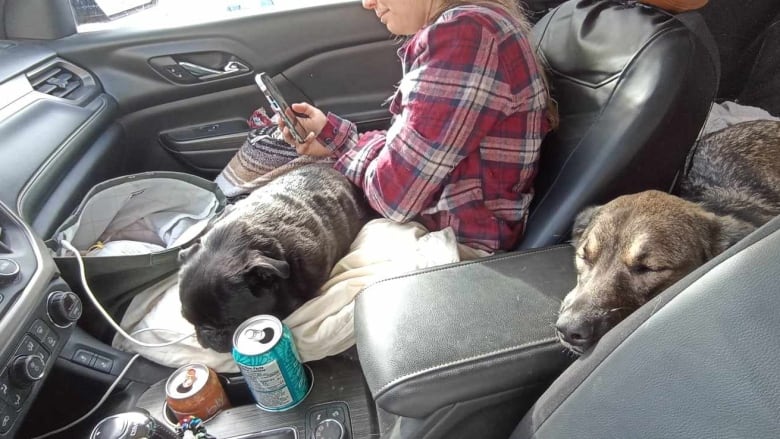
[
  {"left": 90, "top": 409, "right": 178, "bottom": 439},
  {"left": 232, "top": 315, "right": 310, "bottom": 411},
  {"left": 165, "top": 363, "right": 230, "bottom": 422}
]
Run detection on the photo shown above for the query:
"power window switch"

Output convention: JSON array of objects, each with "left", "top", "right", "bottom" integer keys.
[
  {"left": 92, "top": 356, "right": 113, "bottom": 374},
  {"left": 73, "top": 349, "right": 94, "bottom": 367}
]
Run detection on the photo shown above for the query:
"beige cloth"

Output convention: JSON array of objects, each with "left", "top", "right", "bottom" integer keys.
[{"left": 112, "top": 219, "right": 486, "bottom": 372}]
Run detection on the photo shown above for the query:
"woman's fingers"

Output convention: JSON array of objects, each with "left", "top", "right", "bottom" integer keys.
[
  {"left": 276, "top": 102, "right": 326, "bottom": 152},
  {"left": 281, "top": 126, "right": 296, "bottom": 146},
  {"left": 282, "top": 125, "right": 318, "bottom": 154},
  {"left": 291, "top": 102, "right": 315, "bottom": 117}
]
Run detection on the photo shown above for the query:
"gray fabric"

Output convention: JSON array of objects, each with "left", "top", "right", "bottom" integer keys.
[
  {"left": 701, "top": 100, "right": 780, "bottom": 136},
  {"left": 54, "top": 175, "right": 219, "bottom": 254},
  {"left": 513, "top": 216, "right": 780, "bottom": 439}
]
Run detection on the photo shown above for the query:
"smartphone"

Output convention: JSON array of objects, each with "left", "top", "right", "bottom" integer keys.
[{"left": 255, "top": 72, "right": 308, "bottom": 143}]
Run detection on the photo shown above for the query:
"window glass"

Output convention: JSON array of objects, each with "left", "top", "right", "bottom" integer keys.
[{"left": 70, "top": 0, "right": 354, "bottom": 32}]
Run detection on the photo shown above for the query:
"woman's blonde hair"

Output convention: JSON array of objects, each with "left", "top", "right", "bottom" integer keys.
[
  {"left": 430, "top": 0, "right": 532, "bottom": 33},
  {"left": 428, "top": 0, "right": 559, "bottom": 129}
]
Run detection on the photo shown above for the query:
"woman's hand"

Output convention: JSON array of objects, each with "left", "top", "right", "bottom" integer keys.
[{"left": 279, "top": 102, "right": 332, "bottom": 157}]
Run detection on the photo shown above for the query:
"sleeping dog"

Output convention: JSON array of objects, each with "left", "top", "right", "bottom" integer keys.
[
  {"left": 556, "top": 120, "right": 780, "bottom": 354},
  {"left": 178, "top": 164, "right": 369, "bottom": 352}
]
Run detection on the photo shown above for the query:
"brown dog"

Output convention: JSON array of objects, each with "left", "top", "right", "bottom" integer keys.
[{"left": 556, "top": 120, "right": 780, "bottom": 354}]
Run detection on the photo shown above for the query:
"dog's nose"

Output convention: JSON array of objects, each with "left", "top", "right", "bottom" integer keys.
[{"left": 555, "top": 316, "right": 594, "bottom": 347}]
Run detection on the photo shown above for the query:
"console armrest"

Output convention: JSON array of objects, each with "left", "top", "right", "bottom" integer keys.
[{"left": 355, "top": 245, "right": 577, "bottom": 418}]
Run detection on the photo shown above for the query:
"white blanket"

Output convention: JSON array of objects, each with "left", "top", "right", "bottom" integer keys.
[{"left": 112, "top": 219, "right": 484, "bottom": 372}]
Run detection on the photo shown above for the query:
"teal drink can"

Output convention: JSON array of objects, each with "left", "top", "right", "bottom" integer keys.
[{"left": 231, "top": 315, "right": 310, "bottom": 412}]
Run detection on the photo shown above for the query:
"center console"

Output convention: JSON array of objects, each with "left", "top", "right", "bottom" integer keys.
[
  {"left": 135, "top": 354, "right": 378, "bottom": 439},
  {"left": 353, "top": 245, "right": 578, "bottom": 439},
  {"left": 133, "top": 245, "right": 579, "bottom": 439}
]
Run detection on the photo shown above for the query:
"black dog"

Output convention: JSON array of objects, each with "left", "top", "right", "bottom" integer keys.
[{"left": 178, "top": 164, "right": 369, "bottom": 352}]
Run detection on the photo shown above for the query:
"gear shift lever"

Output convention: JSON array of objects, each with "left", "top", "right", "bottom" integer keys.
[{"left": 90, "top": 409, "right": 178, "bottom": 439}]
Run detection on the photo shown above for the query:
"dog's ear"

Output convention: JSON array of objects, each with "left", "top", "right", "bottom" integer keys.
[
  {"left": 703, "top": 213, "right": 754, "bottom": 260},
  {"left": 178, "top": 241, "right": 201, "bottom": 263},
  {"left": 571, "top": 205, "right": 601, "bottom": 246},
  {"left": 245, "top": 250, "right": 290, "bottom": 281}
]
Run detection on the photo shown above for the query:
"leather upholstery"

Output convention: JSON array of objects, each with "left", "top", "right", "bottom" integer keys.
[
  {"left": 512, "top": 217, "right": 780, "bottom": 439},
  {"left": 519, "top": 0, "right": 719, "bottom": 249},
  {"left": 353, "top": 0, "right": 722, "bottom": 432},
  {"left": 355, "top": 246, "right": 576, "bottom": 418}
]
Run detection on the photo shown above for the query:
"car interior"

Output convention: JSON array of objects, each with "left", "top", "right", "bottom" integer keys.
[{"left": 0, "top": 0, "right": 778, "bottom": 438}]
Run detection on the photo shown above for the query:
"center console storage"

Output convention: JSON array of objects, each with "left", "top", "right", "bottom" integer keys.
[
  {"left": 136, "top": 355, "right": 377, "bottom": 439},
  {"left": 354, "top": 245, "right": 578, "bottom": 439}
]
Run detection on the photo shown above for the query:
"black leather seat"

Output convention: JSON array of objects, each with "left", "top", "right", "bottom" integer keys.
[
  {"left": 519, "top": 0, "right": 719, "bottom": 249},
  {"left": 354, "top": 3, "right": 723, "bottom": 439}
]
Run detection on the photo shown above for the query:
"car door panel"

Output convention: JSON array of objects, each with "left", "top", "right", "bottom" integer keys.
[
  {"left": 0, "top": 1, "right": 402, "bottom": 242},
  {"left": 46, "top": 3, "right": 400, "bottom": 179}
]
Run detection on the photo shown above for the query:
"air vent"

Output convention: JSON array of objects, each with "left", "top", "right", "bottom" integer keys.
[
  {"left": 31, "top": 66, "right": 83, "bottom": 99},
  {"left": 26, "top": 59, "right": 99, "bottom": 105}
]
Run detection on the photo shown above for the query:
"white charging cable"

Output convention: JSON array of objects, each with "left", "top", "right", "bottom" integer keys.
[
  {"left": 30, "top": 353, "right": 141, "bottom": 439},
  {"left": 60, "top": 239, "right": 194, "bottom": 348}
]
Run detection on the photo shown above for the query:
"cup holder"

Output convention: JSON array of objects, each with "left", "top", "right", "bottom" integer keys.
[
  {"left": 162, "top": 400, "right": 224, "bottom": 428},
  {"left": 162, "top": 365, "right": 315, "bottom": 428},
  {"left": 162, "top": 401, "right": 184, "bottom": 428}
]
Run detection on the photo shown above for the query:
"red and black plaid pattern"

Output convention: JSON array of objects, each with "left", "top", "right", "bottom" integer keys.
[{"left": 319, "top": 5, "right": 551, "bottom": 252}]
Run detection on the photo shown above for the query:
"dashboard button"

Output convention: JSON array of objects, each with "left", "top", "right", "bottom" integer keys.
[
  {"left": 42, "top": 331, "right": 59, "bottom": 351},
  {"left": 10, "top": 356, "right": 45, "bottom": 387},
  {"left": 73, "top": 349, "right": 95, "bottom": 367},
  {"left": 4, "top": 386, "right": 30, "bottom": 411},
  {"left": 0, "top": 258, "right": 19, "bottom": 285},
  {"left": 0, "top": 402, "right": 15, "bottom": 435},
  {"left": 47, "top": 291, "right": 82, "bottom": 328},
  {"left": 313, "top": 419, "right": 345, "bottom": 439},
  {"left": 14, "top": 336, "right": 49, "bottom": 362},
  {"left": 93, "top": 356, "right": 113, "bottom": 373},
  {"left": 0, "top": 371, "right": 30, "bottom": 412},
  {"left": 15, "top": 336, "right": 37, "bottom": 357},
  {"left": 29, "top": 319, "right": 49, "bottom": 343},
  {"left": 0, "top": 373, "right": 9, "bottom": 401},
  {"left": 329, "top": 407, "right": 346, "bottom": 424}
]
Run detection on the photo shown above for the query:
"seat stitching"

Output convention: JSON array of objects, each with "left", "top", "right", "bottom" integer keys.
[{"left": 374, "top": 337, "right": 559, "bottom": 396}]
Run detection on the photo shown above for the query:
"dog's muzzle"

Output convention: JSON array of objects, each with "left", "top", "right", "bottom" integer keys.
[
  {"left": 195, "top": 325, "right": 236, "bottom": 353},
  {"left": 555, "top": 307, "right": 628, "bottom": 354}
]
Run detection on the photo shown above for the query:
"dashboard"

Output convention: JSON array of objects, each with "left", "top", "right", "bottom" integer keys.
[
  {"left": 0, "top": 202, "right": 81, "bottom": 437},
  {"left": 0, "top": 40, "right": 106, "bottom": 438}
]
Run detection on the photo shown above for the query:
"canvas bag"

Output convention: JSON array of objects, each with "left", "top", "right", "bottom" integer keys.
[{"left": 47, "top": 171, "right": 226, "bottom": 306}]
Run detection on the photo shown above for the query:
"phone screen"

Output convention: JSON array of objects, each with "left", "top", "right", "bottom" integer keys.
[{"left": 255, "top": 73, "right": 308, "bottom": 143}]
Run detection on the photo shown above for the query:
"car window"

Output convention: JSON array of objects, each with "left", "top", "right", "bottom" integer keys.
[{"left": 69, "top": 0, "right": 354, "bottom": 32}]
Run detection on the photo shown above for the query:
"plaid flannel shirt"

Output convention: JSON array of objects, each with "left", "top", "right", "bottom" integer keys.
[{"left": 318, "top": 5, "right": 551, "bottom": 252}]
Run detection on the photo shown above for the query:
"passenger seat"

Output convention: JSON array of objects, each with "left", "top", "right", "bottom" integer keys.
[{"left": 519, "top": 0, "right": 719, "bottom": 249}]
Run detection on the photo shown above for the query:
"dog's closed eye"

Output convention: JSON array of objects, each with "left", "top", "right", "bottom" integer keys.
[
  {"left": 627, "top": 262, "right": 670, "bottom": 275},
  {"left": 576, "top": 242, "right": 596, "bottom": 265},
  {"left": 628, "top": 263, "right": 654, "bottom": 274}
]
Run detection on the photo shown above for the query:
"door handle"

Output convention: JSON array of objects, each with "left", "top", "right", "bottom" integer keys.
[
  {"left": 150, "top": 53, "right": 252, "bottom": 83},
  {"left": 178, "top": 60, "right": 250, "bottom": 79}
]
